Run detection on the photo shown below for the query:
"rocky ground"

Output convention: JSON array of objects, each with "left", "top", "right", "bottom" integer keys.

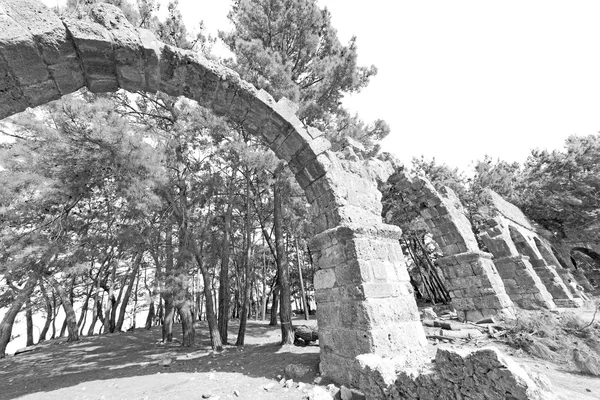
[{"left": 1, "top": 307, "right": 599, "bottom": 400}]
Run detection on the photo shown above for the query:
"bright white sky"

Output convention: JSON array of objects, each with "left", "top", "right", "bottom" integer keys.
[{"left": 41, "top": 0, "right": 600, "bottom": 170}]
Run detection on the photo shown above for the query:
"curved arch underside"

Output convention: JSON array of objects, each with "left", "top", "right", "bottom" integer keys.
[{"left": 0, "top": 0, "right": 428, "bottom": 385}]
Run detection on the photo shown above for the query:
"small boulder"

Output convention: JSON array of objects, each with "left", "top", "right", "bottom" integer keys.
[
  {"left": 285, "top": 363, "right": 311, "bottom": 379},
  {"left": 303, "top": 386, "right": 333, "bottom": 400},
  {"left": 420, "top": 307, "right": 437, "bottom": 320}
]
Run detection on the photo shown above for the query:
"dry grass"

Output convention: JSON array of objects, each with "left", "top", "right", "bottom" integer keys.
[{"left": 502, "top": 305, "right": 600, "bottom": 375}]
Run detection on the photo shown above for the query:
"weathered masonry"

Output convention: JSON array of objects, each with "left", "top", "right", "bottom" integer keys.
[
  {"left": 481, "top": 190, "right": 584, "bottom": 308},
  {"left": 388, "top": 171, "right": 515, "bottom": 321},
  {"left": 0, "top": 0, "right": 428, "bottom": 386}
]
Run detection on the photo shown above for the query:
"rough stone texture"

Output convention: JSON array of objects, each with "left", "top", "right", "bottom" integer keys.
[
  {"left": 482, "top": 190, "right": 582, "bottom": 307},
  {"left": 480, "top": 218, "right": 557, "bottom": 310},
  {"left": 354, "top": 348, "right": 559, "bottom": 400},
  {"left": 311, "top": 223, "right": 427, "bottom": 386},
  {"left": 0, "top": 1, "right": 430, "bottom": 387},
  {"left": 437, "top": 251, "right": 515, "bottom": 321},
  {"left": 388, "top": 172, "right": 515, "bottom": 320},
  {"left": 509, "top": 226, "right": 575, "bottom": 303},
  {"left": 553, "top": 239, "right": 600, "bottom": 294}
]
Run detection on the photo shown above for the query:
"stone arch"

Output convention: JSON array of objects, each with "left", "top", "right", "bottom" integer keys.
[
  {"left": 570, "top": 247, "right": 600, "bottom": 290},
  {"left": 0, "top": 0, "right": 428, "bottom": 385},
  {"left": 534, "top": 237, "right": 592, "bottom": 298},
  {"left": 387, "top": 171, "right": 515, "bottom": 321}
]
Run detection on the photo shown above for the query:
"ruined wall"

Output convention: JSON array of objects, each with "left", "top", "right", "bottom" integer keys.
[
  {"left": 354, "top": 347, "right": 557, "bottom": 400},
  {"left": 0, "top": 0, "right": 429, "bottom": 386},
  {"left": 482, "top": 190, "right": 582, "bottom": 308},
  {"left": 554, "top": 240, "right": 600, "bottom": 293},
  {"left": 388, "top": 173, "right": 515, "bottom": 321}
]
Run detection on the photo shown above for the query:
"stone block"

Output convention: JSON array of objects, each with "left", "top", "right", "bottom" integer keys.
[
  {"left": 90, "top": 3, "right": 145, "bottom": 91},
  {"left": 315, "top": 268, "right": 336, "bottom": 289},
  {"left": 64, "top": 18, "right": 119, "bottom": 93},
  {"left": 3, "top": 0, "right": 84, "bottom": 95},
  {"left": 138, "top": 28, "right": 162, "bottom": 92}
]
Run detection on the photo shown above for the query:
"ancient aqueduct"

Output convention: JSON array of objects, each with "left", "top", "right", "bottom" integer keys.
[{"left": 1, "top": 1, "right": 597, "bottom": 397}]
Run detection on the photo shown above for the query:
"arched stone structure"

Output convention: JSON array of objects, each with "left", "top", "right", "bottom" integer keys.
[
  {"left": 570, "top": 247, "right": 600, "bottom": 291},
  {"left": 533, "top": 237, "right": 594, "bottom": 295},
  {"left": 479, "top": 218, "right": 556, "bottom": 311},
  {"left": 0, "top": 0, "right": 428, "bottom": 385},
  {"left": 507, "top": 226, "right": 580, "bottom": 307},
  {"left": 551, "top": 239, "right": 599, "bottom": 292},
  {"left": 479, "top": 190, "right": 583, "bottom": 308},
  {"left": 388, "top": 172, "right": 515, "bottom": 321}
]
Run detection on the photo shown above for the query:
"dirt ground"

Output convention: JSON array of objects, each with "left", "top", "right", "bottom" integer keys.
[
  {"left": 0, "top": 318, "right": 322, "bottom": 400},
  {"left": 1, "top": 308, "right": 599, "bottom": 400}
]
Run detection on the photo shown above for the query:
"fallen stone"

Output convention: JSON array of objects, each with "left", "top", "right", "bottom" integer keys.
[
  {"left": 340, "top": 386, "right": 352, "bottom": 400},
  {"left": 233, "top": 390, "right": 240, "bottom": 397},
  {"left": 420, "top": 307, "right": 437, "bottom": 320},
  {"left": 326, "top": 383, "right": 340, "bottom": 397},
  {"left": 263, "top": 383, "right": 275, "bottom": 391},
  {"left": 303, "top": 387, "right": 333, "bottom": 400},
  {"left": 161, "top": 357, "right": 172, "bottom": 367},
  {"left": 285, "top": 363, "right": 311, "bottom": 379},
  {"left": 285, "top": 379, "right": 295, "bottom": 388}
]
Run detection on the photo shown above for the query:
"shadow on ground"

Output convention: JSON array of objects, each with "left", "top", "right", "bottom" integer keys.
[{"left": 0, "top": 318, "right": 320, "bottom": 399}]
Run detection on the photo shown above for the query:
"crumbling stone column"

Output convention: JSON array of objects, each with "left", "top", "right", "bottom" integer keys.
[{"left": 389, "top": 174, "right": 515, "bottom": 321}]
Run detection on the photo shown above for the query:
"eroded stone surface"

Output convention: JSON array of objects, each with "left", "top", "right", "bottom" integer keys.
[
  {"left": 354, "top": 348, "right": 559, "bottom": 400},
  {"left": 388, "top": 171, "right": 515, "bottom": 320},
  {"left": 483, "top": 190, "right": 580, "bottom": 306}
]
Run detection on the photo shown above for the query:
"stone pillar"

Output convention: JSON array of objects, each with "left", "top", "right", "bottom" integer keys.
[
  {"left": 311, "top": 224, "right": 428, "bottom": 387},
  {"left": 479, "top": 223, "right": 556, "bottom": 310},
  {"left": 528, "top": 259, "right": 574, "bottom": 299},
  {"left": 437, "top": 251, "right": 515, "bottom": 321},
  {"left": 492, "top": 256, "right": 556, "bottom": 310}
]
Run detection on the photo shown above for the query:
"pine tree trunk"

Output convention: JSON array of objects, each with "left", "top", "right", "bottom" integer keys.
[
  {"left": 0, "top": 276, "right": 37, "bottom": 358},
  {"left": 274, "top": 172, "right": 294, "bottom": 344},
  {"left": 236, "top": 174, "right": 253, "bottom": 346},
  {"left": 116, "top": 252, "right": 143, "bottom": 331},
  {"left": 145, "top": 299, "right": 155, "bottom": 330},
  {"left": 269, "top": 285, "right": 279, "bottom": 326},
  {"left": 76, "top": 283, "right": 93, "bottom": 332},
  {"left": 176, "top": 300, "right": 195, "bottom": 346},
  {"left": 51, "top": 292, "right": 58, "bottom": 339},
  {"left": 39, "top": 282, "right": 52, "bottom": 342},
  {"left": 195, "top": 252, "right": 223, "bottom": 351},
  {"left": 89, "top": 291, "right": 104, "bottom": 336},
  {"left": 25, "top": 298, "right": 34, "bottom": 346},
  {"left": 218, "top": 198, "right": 234, "bottom": 344},
  {"left": 162, "top": 224, "right": 174, "bottom": 341},
  {"left": 295, "top": 237, "right": 309, "bottom": 321},
  {"left": 162, "top": 297, "right": 174, "bottom": 342},
  {"left": 261, "top": 252, "right": 268, "bottom": 321},
  {"left": 48, "top": 276, "right": 79, "bottom": 342}
]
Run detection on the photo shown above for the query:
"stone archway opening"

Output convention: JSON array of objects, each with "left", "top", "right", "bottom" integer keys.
[
  {"left": 570, "top": 247, "right": 600, "bottom": 289},
  {"left": 0, "top": 0, "right": 431, "bottom": 386},
  {"left": 384, "top": 169, "right": 515, "bottom": 321}
]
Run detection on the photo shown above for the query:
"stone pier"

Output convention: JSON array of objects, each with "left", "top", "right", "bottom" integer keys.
[
  {"left": 479, "top": 220, "right": 556, "bottom": 310},
  {"left": 311, "top": 223, "right": 428, "bottom": 386}
]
